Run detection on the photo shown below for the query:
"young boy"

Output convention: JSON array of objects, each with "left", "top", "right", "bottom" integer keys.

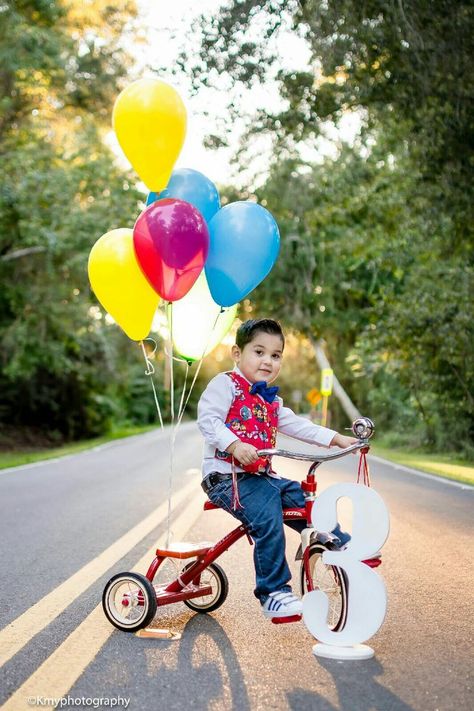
[{"left": 197, "top": 319, "right": 358, "bottom": 619}]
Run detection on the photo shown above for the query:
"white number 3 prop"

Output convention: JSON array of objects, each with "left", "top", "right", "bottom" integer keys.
[{"left": 303, "top": 483, "right": 390, "bottom": 660}]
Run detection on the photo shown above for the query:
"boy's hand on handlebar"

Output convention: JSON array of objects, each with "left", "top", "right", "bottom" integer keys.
[
  {"left": 330, "top": 433, "right": 359, "bottom": 451},
  {"left": 227, "top": 440, "right": 259, "bottom": 466}
]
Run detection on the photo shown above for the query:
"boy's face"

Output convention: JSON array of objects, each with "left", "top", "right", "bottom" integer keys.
[{"left": 232, "top": 332, "right": 284, "bottom": 384}]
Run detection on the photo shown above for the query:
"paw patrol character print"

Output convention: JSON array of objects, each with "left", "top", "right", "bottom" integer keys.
[
  {"left": 245, "top": 429, "right": 261, "bottom": 441},
  {"left": 227, "top": 418, "right": 246, "bottom": 434},
  {"left": 216, "top": 449, "right": 230, "bottom": 460},
  {"left": 233, "top": 380, "right": 246, "bottom": 401},
  {"left": 240, "top": 405, "right": 251, "bottom": 421},
  {"left": 252, "top": 402, "right": 268, "bottom": 423}
]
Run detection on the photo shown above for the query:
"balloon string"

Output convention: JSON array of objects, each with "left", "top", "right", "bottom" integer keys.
[
  {"left": 168, "top": 303, "right": 175, "bottom": 424},
  {"left": 177, "top": 361, "right": 190, "bottom": 425},
  {"left": 162, "top": 341, "right": 192, "bottom": 423},
  {"left": 175, "top": 357, "right": 204, "bottom": 429},
  {"left": 166, "top": 302, "right": 175, "bottom": 548},
  {"left": 165, "top": 354, "right": 190, "bottom": 547},
  {"left": 164, "top": 347, "right": 191, "bottom": 364},
  {"left": 175, "top": 308, "right": 225, "bottom": 429},
  {"left": 164, "top": 305, "right": 227, "bottom": 546},
  {"left": 140, "top": 339, "right": 164, "bottom": 430}
]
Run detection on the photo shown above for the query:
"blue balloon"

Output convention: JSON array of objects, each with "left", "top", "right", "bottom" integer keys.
[
  {"left": 146, "top": 168, "right": 220, "bottom": 223},
  {"left": 205, "top": 201, "right": 280, "bottom": 307}
]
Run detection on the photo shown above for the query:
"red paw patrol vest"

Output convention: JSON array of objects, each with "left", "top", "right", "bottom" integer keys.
[{"left": 215, "top": 371, "right": 279, "bottom": 473}]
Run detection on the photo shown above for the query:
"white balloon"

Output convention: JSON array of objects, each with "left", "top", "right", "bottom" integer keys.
[{"left": 167, "top": 273, "right": 237, "bottom": 361}]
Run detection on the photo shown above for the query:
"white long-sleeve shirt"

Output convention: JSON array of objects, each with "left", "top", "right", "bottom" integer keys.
[{"left": 197, "top": 367, "right": 337, "bottom": 479}]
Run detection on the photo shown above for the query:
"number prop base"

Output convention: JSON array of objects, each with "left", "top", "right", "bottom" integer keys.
[{"left": 312, "top": 643, "right": 374, "bottom": 660}]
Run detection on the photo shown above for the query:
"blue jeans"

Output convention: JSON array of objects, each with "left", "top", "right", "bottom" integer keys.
[
  {"left": 207, "top": 473, "right": 308, "bottom": 603},
  {"left": 207, "top": 473, "right": 351, "bottom": 603}
]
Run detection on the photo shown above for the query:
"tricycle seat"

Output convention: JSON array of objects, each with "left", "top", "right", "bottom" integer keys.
[
  {"left": 203, "top": 500, "right": 220, "bottom": 510},
  {"left": 155, "top": 542, "right": 213, "bottom": 559}
]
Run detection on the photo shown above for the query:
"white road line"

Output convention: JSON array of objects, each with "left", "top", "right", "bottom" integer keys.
[
  {"left": 0, "top": 477, "right": 201, "bottom": 667},
  {"left": 2, "top": 492, "right": 206, "bottom": 711},
  {"left": 369, "top": 454, "right": 474, "bottom": 490}
]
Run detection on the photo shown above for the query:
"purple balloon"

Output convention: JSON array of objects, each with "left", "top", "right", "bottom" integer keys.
[{"left": 133, "top": 199, "right": 209, "bottom": 301}]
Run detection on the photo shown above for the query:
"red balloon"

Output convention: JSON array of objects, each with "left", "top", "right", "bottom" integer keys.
[{"left": 133, "top": 198, "right": 209, "bottom": 301}]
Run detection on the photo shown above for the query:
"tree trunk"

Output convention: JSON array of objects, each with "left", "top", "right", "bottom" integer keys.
[{"left": 310, "top": 337, "right": 361, "bottom": 423}]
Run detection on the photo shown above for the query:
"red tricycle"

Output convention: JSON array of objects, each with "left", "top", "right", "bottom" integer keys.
[{"left": 102, "top": 418, "right": 379, "bottom": 631}]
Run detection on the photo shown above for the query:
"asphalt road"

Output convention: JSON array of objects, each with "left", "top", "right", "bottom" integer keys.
[{"left": 0, "top": 423, "right": 472, "bottom": 711}]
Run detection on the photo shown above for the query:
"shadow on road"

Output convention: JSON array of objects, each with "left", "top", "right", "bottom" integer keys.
[
  {"left": 148, "top": 613, "right": 251, "bottom": 710},
  {"left": 287, "top": 656, "right": 414, "bottom": 711}
]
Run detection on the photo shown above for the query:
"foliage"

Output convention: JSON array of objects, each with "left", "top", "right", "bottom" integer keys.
[
  {"left": 0, "top": 0, "right": 149, "bottom": 440},
  {"left": 246, "top": 130, "right": 474, "bottom": 448},
  {"left": 185, "top": 1, "right": 473, "bottom": 179},
  {"left": 1, "top": 1, "right": 473, "bottom": 456},
  {"left": 182, "top": 0, "right": 474, "bottom": 453}
]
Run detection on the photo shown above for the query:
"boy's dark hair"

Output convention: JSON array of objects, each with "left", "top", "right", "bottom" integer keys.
[{"left": 235, "top": 319, "right": 285, "bottom": 350}]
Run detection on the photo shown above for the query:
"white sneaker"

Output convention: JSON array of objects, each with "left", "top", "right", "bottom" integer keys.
[{"left": 261, "top": 590, "right": 303, "bottom": 619}]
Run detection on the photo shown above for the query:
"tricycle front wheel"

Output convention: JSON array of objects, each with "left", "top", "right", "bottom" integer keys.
[
  {"left": 102, "top": 572, "right": 157, "bottom": 632},
  {"left": 300, "top": 543, "right": 348, "bottom": 631}
]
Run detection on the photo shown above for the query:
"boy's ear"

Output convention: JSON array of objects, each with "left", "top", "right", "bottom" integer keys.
[{"left": 231, "top": 344, "right": 240, "bottom": 362}]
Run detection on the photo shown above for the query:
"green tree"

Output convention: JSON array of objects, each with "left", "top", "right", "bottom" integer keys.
[
  {"left": 184, "top": 1, "right": 473, "bottom": 188},
  {"left": 247, "top": 131, "right": 473, "bottom": 448},
  {"left": 181, "top": 0, "right": 474, "bottom": 452},
  {"left": 0, "top": 0, "right": 151, "bottom": 441}
]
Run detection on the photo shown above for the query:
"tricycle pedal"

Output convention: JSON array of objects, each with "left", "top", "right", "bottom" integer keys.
[{"left": 271, "top": 614, "right": 302, "bottom": 624}]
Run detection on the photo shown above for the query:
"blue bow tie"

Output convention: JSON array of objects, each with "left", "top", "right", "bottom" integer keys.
[{"left": 250, "top": 381, "right": 279, "bottom": 403}]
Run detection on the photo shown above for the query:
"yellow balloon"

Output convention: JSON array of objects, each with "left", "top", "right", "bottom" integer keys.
[
  {"left": 168, "top": 273, "right": 237, "bottom": 361},
  {"left": 112, "top": 78, "right": 187, "bottom": 191},
  {"left": 88, "top": 228, "right": 159, "bottom": 341}
]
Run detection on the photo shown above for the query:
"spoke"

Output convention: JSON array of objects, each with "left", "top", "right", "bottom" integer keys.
[
  {"left": 119, "top": 603, "right": 129, "bottom": 619},
  {"left": 111, "top": 581, "right": 146, "bottom": 623},
  {"left": 308, "top": 552, "right": 343, "bottom": 631},
  {"left": 186, "top": 568, "right": 219, "bottom": 607}
]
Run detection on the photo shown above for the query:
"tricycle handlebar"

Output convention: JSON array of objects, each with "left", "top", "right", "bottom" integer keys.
[{"left": 256, "top": 441, "right": 368, "bottom": 463}]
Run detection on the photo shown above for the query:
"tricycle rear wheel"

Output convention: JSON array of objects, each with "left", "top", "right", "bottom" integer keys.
[{"left": 181, "top": 562, "right": 229, "bottom": 613}]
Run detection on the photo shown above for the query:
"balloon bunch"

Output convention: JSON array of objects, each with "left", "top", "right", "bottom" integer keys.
[{"left": 88, "top": 77, "right": 280, "bottom": 364}]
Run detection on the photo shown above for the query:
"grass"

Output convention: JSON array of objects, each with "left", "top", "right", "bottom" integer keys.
[
  {"left": 0, "top": 425, "right": 157, "bottom": 471},
  {"left": 370, "top": 443, "right": 474, "bottom": 486}
]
